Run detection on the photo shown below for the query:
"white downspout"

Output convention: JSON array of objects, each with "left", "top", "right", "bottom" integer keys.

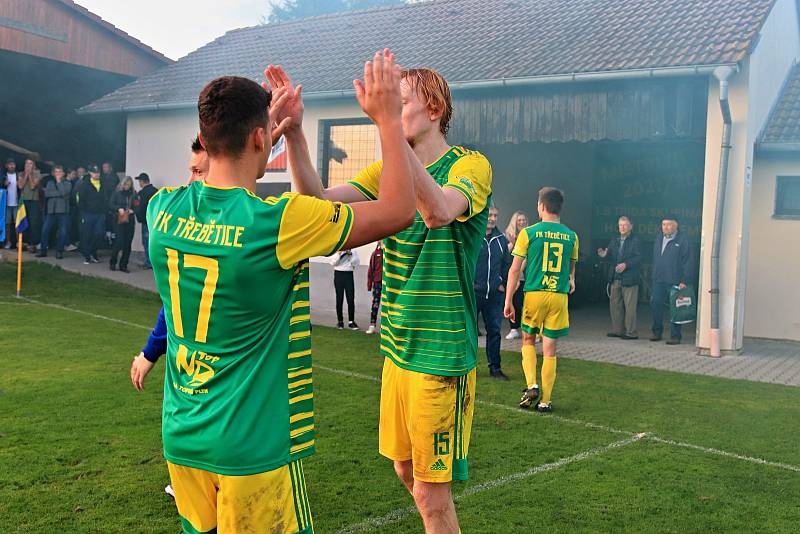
[{"left": 709, "top": 66, "right": 735, "bottom": 357}]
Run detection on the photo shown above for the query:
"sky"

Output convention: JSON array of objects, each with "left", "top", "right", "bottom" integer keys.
[{"left": 75, "top": 0, "right": 268, "bottom": 60}]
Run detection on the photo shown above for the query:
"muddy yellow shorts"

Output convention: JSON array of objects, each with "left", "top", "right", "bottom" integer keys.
[
  {"left": 167, "top": 460, "right": 313, "bottom": 533},
  {"left": 521, "top": 291, "right": 570, "bottom": 338},
  {"left": 378, "top": 358, "right": 476, "bottom": 483}
]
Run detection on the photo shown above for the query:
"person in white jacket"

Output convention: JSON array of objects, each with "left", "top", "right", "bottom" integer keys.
[{"left": 331, "top": 249, "right": 360, "bottom": 329}]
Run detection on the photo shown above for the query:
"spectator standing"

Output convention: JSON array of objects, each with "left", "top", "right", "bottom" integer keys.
[
  {"left": 134, "top": 173, "right": 157, "bottom": 269},
  {"left": 109, "top": 176, "right": 135, "bottom": 273},
  {"left": 475, "top": 205, "right": 511, "bottom": 379},
  {"left": 597, "top": 216, "right": 641, "bottom": 339},
  {"left": 504, "top": 210, "right": 529, "bottom": 339},
  {"left": 331, "top": 249, "right": 360, "bottom": 330},
  {"left": 100, "top": 162, "right": 118, "bottom": 192},
  {"left": 66, "top": 169, "right": 81, "bottom": 250},
  {"left": 1, "top": 158, "right": 19, "bottom": 249},
  {"left": 18, "top": 158, "right": 42, "bottom": 252},
  {"left": 36, "top": 165, "right": 71, "bottom": 259},
  {"left": 78, "top": 165, "right": 108, "bottom": 264},
  {"left": 650, "top": 217, "right": 693, "bottom": 345},
  {"left": 366, "top": 241, "right": 383, "bottom": 334},
  {"left": 101, "top": 162, "right": 118, "bottom": 247}
]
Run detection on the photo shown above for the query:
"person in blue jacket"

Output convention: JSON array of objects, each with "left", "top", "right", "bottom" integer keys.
[{"left": 474, "top": 204, "right": 511, "bottom": 379}]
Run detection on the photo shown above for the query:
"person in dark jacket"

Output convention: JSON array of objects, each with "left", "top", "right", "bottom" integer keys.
[
  {"left": 134, "top": 173, "right": 158, "bottom": 269},
  {"left": 78, "top": 165, "right": 109, "bottom": 264},
  {"left": 475, "top": 205, "right": 511, "bottom": 379},
  {"left": 597, "top": 216, "right": 641, "bottom": 339},
  {"left": 650, "top": 217, "right": 693, "bottom": 344},
  {"left": 109, "top": 177, "right": 136, "bottom": 272},
  {"left": 366, "top": 241, "right": 383, "bottom": 335},
  {"left": 36, "top": 165, "right": 72, "bottom": 259},
  {"left": 66, "top": 168, "right": 82, "bottom": 250}
]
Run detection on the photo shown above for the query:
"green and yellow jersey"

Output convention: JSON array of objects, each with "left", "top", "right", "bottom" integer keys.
[
  {"left": 349, "top": 146, "right": 492, "bottom": 376},
  {"left": 512, "top": 221, "right": 579, "bottom": 294},
  {"left": 147, "top": 181, "right": 353, "bottom": 476}
]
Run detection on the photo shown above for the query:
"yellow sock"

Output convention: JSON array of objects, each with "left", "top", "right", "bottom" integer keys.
[
  {"left": 540, "top": 356, "right": 557, "bottom": 404},
  {"left": 521, "top": 344, "right": 538, "bottom": 389}
]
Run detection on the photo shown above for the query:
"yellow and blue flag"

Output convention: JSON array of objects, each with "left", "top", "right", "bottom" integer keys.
[{"left": 15, "top": 203, "right": 28, "bottom": 234}]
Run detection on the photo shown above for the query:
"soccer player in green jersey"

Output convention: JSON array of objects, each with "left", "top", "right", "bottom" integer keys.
[
  {"left": 147, "top": 50, "right": 416, "bottom": 533},
  {"left": 267, "top": 63, "right": 492, "bottom": 533},
  {"left": 504, "top": 187, "right": 578, "bottom": 413}
]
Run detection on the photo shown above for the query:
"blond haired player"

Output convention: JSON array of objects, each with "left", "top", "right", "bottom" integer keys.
[{"left": 267, "top": 61, "right": 492, "bottom": 533}]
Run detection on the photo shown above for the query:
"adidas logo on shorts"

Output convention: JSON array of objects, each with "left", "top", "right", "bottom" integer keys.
[{"left": 430, "top": 458, "right": 447, "bottom": 471}]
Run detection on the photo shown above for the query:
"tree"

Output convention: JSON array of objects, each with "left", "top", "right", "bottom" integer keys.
[{"left": 265, "top": 0, "right": 406, "bottom": 23}]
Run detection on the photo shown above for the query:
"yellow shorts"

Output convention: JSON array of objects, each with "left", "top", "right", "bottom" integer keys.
[
  {"left": 167, "top": 460, "right": 313, "bottom": 534},
  {"left": 378, "top": 358, "right": 476, "bottom": 483},
  {"left": 521, "top": 291, "right": 570, "bottom": 338}
]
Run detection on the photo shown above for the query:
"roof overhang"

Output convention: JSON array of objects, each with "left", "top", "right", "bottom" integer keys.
[
  {"left": 80, "top": 63, "right": 737, "bottom": 115},
  {"left": 757, "top": 142, "right": 800, "bottom": 154}
]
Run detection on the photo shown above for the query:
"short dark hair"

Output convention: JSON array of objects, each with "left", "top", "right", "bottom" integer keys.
[
  {"left": 53, "top": 165, "right": 64, "bottom": 172},
  {"left": 198, "top": 76, "right": 271, "bottom": 157},
  {"left": 538, "top": 187, "right": 564, "bottom": 215},
  {"left": 191, "top": 135, "right": 204, "bottom": 153}
]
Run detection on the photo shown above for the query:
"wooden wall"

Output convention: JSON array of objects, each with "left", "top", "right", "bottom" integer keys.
[
  {"left": 0, "top": 0, "right": 167, "bottom": 76},
  {"left": 450, "top": 77, "right": 709, "bottom": 145}
]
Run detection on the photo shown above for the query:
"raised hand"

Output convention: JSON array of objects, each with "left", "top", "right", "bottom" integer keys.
[
  {"left": 267, "top": 86, "right": 292, "bottom": 146},
  {"left": 264, "top": 65, "right": 304, "bottom": 136},
  {"left": 353, "top": 49, "right": 402, "bottom": 126}
]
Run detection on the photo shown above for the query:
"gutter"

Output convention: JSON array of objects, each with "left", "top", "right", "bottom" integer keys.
[
  {"left": 79, "top": 63, "right": 737, "bottom": 114},
  {"left": 709, "top": 66, "right": 736, "bottom": 358}
]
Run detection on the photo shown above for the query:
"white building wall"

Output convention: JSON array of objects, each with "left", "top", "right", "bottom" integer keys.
[
  {"left": 126, "top": 109, "right": 199, "bottom": 190},
  {"left": 745, "top": 156, "right": 800, "bottom": 340},
  {"left": 697, "top": 0, "right": 800, "bottom": 351}
]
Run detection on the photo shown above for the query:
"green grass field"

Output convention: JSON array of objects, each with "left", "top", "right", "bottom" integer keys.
[{"left": 2, "top": 262, "right": 800, "bottom": 533}]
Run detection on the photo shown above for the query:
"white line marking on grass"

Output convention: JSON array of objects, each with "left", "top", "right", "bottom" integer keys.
[
  {"left": 315, "top": 365, "right": 800, "bottom": 473},
  {"left": 338, "top": 433, "right": 648, "bottom": 533},
  {"left": 316, "top": 365, "right": 379, "bottom": 383},
  {"left": 19, "top": 297, "right": 151, "bottom": 331},
  {"left": 648, "top": 436, "right": 800, "bottom": 473},
  {"left": 316, "top": 365, "right": 634, "bottom": 436},
  {"left": 477, "top": 398, "right": 635, "bottom": 436},
  {"left": 16, "top": 305, "right": 799, "bottom": 477}
]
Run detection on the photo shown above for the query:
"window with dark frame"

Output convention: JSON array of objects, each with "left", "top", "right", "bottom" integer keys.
[
  {"left": 775, "top": 176, "right": 800, "bottom": 219},
  {"left": 318, "top": 118, "right": 377, "bottom": 188}
]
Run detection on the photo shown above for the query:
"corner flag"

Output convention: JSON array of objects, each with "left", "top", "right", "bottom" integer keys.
[
  {"left": 16, "top": 202, "right": 28, "bottom": 234},
  {"left": 15, "top": 202, "right": 28, "bottom": 297}
]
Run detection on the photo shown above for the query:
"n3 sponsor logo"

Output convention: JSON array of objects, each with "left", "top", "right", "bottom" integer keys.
[
  {"left": 175, "top": 344, "right": 218, "bottom": 386},
  {"left": 542, "top": 275, "right": 559, "bottom": 290}
]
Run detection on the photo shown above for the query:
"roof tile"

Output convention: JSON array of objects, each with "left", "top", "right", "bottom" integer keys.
[{"left": 83, "top": 0, "right": 775, "bottom": 112}]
